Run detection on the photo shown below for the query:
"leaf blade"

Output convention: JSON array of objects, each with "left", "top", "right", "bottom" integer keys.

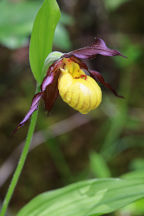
[
  {"left": 17, "top": 178, "right": 144, "bottom": 216},
  {"left": 29, "top": 0, "right": 61, "bottom": 83}
]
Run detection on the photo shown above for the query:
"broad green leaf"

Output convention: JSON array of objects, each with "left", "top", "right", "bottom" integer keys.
[
  {"left": 29, "top": 0, "right": 61, "bottom": 83},
  {"left": 118, "top": 171, "right": 144, "bottom": 216},
  {"left": 17, "top": 178, "right": 144, "bottom": 216},
  {"left": 122, "top": 170, "right": 144, "bottom": 180}
]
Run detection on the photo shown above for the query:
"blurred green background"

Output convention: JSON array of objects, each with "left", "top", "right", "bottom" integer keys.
[{"left": 0, "top": 0, "right": 144, "bottom": 215}]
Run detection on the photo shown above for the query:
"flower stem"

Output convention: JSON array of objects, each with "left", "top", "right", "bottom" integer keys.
[{"left": 0, "top": 88, "right": 39, "bottom": 216}]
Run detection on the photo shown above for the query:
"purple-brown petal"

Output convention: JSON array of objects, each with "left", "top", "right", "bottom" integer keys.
[
  {"left": 89, "top": 70, "right": 124, "bottom": 98},
  {"left": 41, "top": 59, "right": 63, "bottom": 112},
  {"left": 41, "top": 59, "right": 63, "bottom": 92},
  {"left": 63, "top": 38, "right": 126, "bottom": 60},
  {"left": 41, "top": 73, "right": 54, "bottom": 92},
  {"left": 42, "top": 70, "right": 60, "bottom": 112},
  {"left": 15, "top": 92, "right": 43, "bottom": 131}
]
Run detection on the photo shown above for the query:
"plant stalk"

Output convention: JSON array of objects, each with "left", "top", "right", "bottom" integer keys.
[{"left": 0, "top": 88, "right": 39, "bottom": 216}]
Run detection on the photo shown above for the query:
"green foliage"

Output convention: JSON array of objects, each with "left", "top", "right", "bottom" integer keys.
[
  {"left": 130, "top": 158, "right": 144, "bottom": 171},
  {"left": 0, "top": 1, "right": 72, "bottom": 50},
  {"left": 115, "top": 38, "right": 142, "bottom": 68},
  {"left": 0, "top": 1, "right": 41, "bottom": 48},
  {"left": 90, "top": 152, "right": 111, "bottom": 178},
  {"left": 100, "top": 37, "right": 142, "bottom": 160},
  {"left": 122, "top": 170, "right": 144, "bottom": 180},
  {"left": 29, "top": 0, "right": 60, "bottom": 83},
  {"left": 120, "top": 198, "right": 144, "bottom": 216},
  {"left": 54, "top": 23, "right": 72, "bottom": 50},
  {"left": 17, "top": 178, "right": 144, "bottom": 216},
  {"left": 104, "top": 0, "right": 129, "bottom": 11},
  {"left": 44, "top": 137, "right": 73, "bottom": 182},
  {"left": 119, "top": 171, "right": 144, "bottom": 216}
]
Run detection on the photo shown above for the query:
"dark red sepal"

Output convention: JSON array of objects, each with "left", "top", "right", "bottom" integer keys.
[
  {"left": 41, "top": 59, "right": 63, "bottom": 112},
  {"left": 42, "top": 70, "right": 60, "bottom": 112},
  {"left": 89, "top": 70, "right": 124, "bottom": 98},
  {"left": 41, "top": 60, "right": 60, "bottom": 91},
  {"left": 63, "top": 38, "right": 126, "bottom": 60}
]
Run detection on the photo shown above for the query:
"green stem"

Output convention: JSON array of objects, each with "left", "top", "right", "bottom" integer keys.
[{"left": 0, "top": 88, "right": 39, "bottom": 216}]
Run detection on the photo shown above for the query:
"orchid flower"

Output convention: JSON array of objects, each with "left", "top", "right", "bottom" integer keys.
[{"left": 17, "top": 38, "right": 125, "bottom": 130}]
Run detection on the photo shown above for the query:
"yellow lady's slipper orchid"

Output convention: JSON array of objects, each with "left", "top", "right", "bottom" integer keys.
[
  {"left": 58, "top": 59, "right": 102, "bottom": 114},
  {"left": 16, "top": 37, "right": 125, "bottom": 130}
]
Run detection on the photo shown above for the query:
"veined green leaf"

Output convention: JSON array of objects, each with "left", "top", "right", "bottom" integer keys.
[
  {"left": 29, "top": 0, "right": 61, "bottom": 83},
  {"left": 17, "top": 178, "right": 144, "bottom": 216},
  {"left": 122, "top": 170, "right": 144, "bottom": 180}
]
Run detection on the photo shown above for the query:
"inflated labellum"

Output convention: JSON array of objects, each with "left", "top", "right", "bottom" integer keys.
[{"left": 58, "top": 59, "right": 102, "bottom": 114}]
